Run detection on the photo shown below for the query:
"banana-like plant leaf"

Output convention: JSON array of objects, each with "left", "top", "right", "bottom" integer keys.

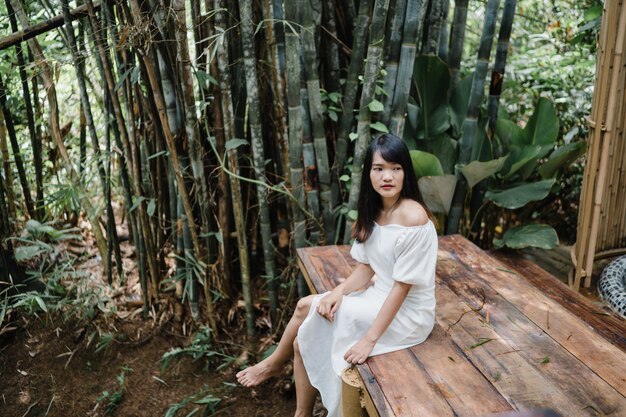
[
  {"left": 495, "top": 118, "right": 525, "bottom": 148},
  {"left": 500, "top": 145, "right": 541, "bottom": 179},
  {"left": 460, "top": 156, "right": 508, "bottom": 188},
  {"left": 410, "top": 150, "right": 444, "bottom": 178},
  {"left": 413, "top": 56, "right": 451, "bottom": 139},
  {"left": 449, "top": 74, "right": 473, "bottom": 137},
  {"left": 493, "top": 224, "right": 559, "bottom": 249},
  {"left": 485, "top": 179, "right": 556, "bottom": 209},
  {"left": 422, "top": 133, "right": 458, "bottom": 174},
  {"left": 524, "top": 97, "right": 559, "bottom": 146},
  {"left": 539, "top": 141, "right": 587, "bottom": 179},
  {"left": 418, "top": 175, "right": 457, "bottom": 214}
]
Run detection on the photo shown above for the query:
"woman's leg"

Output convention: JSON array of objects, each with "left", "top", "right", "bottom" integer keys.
[
  {"left": 237, "top": 294, "right": 316, "bottom": 387},
  {"left": 293, "top": 337, "right": 316, "bottom": 417}
]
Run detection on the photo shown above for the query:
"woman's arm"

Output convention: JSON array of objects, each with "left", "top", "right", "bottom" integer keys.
[
  {"left": 343, "top": 280, "right": 412, "bottom": 364},
  {"left": 316, "top": 263, "right": 375, "bottom": 322}
]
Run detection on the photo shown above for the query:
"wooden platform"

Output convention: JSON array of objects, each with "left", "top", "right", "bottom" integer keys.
[{"left": 296, "top": 235, "right": 626, "bottom": 417}]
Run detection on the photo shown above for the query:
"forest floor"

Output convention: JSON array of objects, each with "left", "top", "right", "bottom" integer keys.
[
  {"left": 0, "top": 314, "right": 297, "bottom": 417},
  {"left": 0, "top": 214, "right": 302, "bottom": 417}
]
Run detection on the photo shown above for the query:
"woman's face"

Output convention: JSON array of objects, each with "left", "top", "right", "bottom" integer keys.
[{"left": 370, "top": 151, "right": 404, "bottom": 200}]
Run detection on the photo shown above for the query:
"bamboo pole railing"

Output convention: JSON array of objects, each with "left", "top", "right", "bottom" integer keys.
[{"left": 572, "top": 0, "right": 626, "bottom": 291}]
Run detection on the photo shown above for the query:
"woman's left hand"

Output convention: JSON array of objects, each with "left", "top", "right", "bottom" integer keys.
[{"left": 344, "top": 338, "right": 376, "bottom": 365}]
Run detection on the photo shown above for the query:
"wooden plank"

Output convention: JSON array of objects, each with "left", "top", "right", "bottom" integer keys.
[
  {"left": 435, "top": 259, "right": 626, "bottom": 415},
  {"left": 434, "top": 281, "right": 602, "bottom": 415},
  {"left": 492, "top": 250, "right": 626, "bottom": 349},
  {"left": 409, "top": 325, "right": 513, "bottom": 417},
  {"left": 365, "top": 349, "right": 455, "bottom": 417},
  {"left": 296, "top": 246, "right": 353, "bottom": 293},
  {"left": 439, "top": 235, "right": 626, "bottom": 395},
  {"left": 357, "top": 364, "right": 394, "bottom": 417}
]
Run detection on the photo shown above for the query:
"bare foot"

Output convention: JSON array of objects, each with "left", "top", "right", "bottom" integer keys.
[{"left": 236, "top": 359, "right": 282, "bottom": 387}]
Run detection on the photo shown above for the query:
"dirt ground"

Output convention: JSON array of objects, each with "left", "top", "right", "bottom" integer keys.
[{"left": 0, "top": 315, "right": 297, "bottom": 417}]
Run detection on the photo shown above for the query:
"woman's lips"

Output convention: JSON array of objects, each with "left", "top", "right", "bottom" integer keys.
[{"left": 381, "top": 185, "right": 393, "bottom": 189}]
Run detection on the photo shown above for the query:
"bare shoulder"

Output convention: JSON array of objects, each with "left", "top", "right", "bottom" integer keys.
[{"left": 396, "top": 199, "right": 429, "bottom": 227}]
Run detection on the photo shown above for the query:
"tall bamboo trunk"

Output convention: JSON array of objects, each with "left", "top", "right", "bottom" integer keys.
[
  {"left": 438, "top": 0, "right": 451, "bottom": 61},
  {"left": 422, "top": 0, "right": 445, "bottom": 55},
  {"left": 0, "top": 76, "right": 35, "bottom": 219},
  {"left": 299, "top": 0, "right": 335, "bottom": 242},
  {"left": 344, "top": 0, "right": 391, "bottom": 242},
  {"left": 238, "top": 0, "right": 279, "bottom": 321},
  {"left": 389, "top": 0, "right": 428, "bottom": 137},
  {"left": 446, "top": 0, "right": 501, "bottom": 235},
  {"left": 487, "top": 0, "right": 516, "bottom": 143},
  {"left": 6, "top": 0, "right": 42, "bottom": 219},
  {"left": 61, "top": 0, "right": 123, "bottom": 281},
  {"left": 381, "top": 0, "right": 407, "bottom": 126},
  {"left": 284, "top": 0, "right": 308, "bottom": 296},
  {"left": 214, "top": 0, "right": 254, "bottom": 336},
  {"left": 448, "top": 0, "right": 469, "bottom": 89},
  {"left": 0, "top": 108, "right": 15, "bottom": 222},
  {"left": 334, "top": 0, "right": 373, "bottom": 180},
  {"left": 8, "top": 0, "right": 108, "bottom": 261}
]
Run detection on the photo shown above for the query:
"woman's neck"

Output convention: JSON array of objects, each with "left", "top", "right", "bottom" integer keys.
[{"left": 380, "top": 196, "right": 402, "bottom": 218}]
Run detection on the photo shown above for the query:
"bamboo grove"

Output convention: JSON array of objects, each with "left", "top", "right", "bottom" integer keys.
[{"left": 0, "top": 0, "right": 540, "bottom": 336}]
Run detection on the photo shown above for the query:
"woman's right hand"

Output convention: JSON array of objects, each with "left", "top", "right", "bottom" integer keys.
[{"left": 317, "top": 289, "right": 343, "bottom": 322}]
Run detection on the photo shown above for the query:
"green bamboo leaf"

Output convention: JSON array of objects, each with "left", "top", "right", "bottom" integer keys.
[
  {"left": 349, "top": 132, "right": 359, "bottom": 142},
  {"left": 147, "top": 199, "right": 156, "bottom": 216},
  {"left": 339, "top": 175, "right": 350, "bottom": 182},
  {"left": 460, "top": 156, "right": 508, "bottom": 188},
  {"left": 225, "top": 138, "right": 249, "bottom": 151},
  {"left": 410, "top": 150, "right": 444, "bottom": 178},
  {"left": 417, "top": 175, "right": 457, "bottom": 214},
  {"left": 368, "top": 99, "right": 384, "bottom": 112},
  {"left": 370, "top": 122, "right": 389, "bottom": 133},
  {"left": 348, "top": 210, "right": 358, "bottom": 221},
  {"left": 538, "top": 141, "right": 587, "bottom": 179},
  {"left": 493, "top": 224, "right": 559, "bottom": 250},
  {"left": 34, "top": 295, "right": 47, "bottom": 312},
  {"left": 485, "top": 179, "right": 556, "bottom": 209}
]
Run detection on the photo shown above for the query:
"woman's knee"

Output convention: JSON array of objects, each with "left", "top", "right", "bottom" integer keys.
[{"left": 295, "top": 294, "right": 315, "bottom": 319}]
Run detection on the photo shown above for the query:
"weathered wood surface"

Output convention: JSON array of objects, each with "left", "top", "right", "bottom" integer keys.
[
  {"left": 493, "top": 250, "right": 626, "bottom": 350},
  {"left": 296, "top": 234, "right": 626, "bottom": 417}
]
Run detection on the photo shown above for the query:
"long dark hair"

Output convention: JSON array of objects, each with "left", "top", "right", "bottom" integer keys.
[{"left": 352, "top": 134, "right": 432, "bottom": 242}]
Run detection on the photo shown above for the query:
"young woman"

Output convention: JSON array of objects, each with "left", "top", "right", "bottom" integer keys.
[{"left": 237, "top": 134, "right": 438, "bottom": 417}]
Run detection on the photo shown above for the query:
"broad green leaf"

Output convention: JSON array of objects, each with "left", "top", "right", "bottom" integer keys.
[
  {"left": 449, "top": 73, "right": 473, "bottom": 137},
  {"left": 538, "top": 141, "right": 587, "bottom": 179},
  {"left": 418, "top": 175, "right": 457, "bottom": 214},
  {"left": 460, "top": 156, "right": 508, "bottom": 188},
  {"left": 524, "top": 97, "right": 559, "bottom": 147},
  {"left": 485, "top": 179, "right": 556, "bottom": 209},
  {"left": 370, "top": 122, "right": 389, "bottom": 133},
  {"left": 348, "top": 210, "right": 358, "bottom": 221},
  {"left": 225, "top": 138, "right": 249, "bottom": 151},
  {"left": 493, "top": 224, "right": 559, "bottom": 250},
  {"left": 410, "top": 150, "right": 444, "bottom": 178},
  {"left": 34, "top": 295, "right": 48, "bottom": 312},
  {"left": 15, "top": 244, "right": 49, "bottom": 262},
  {"left": 349, "top": 132, "right": 358, "bottom": 142},
  {"left": 413, "top": 56, "right": 451, "bottom": 139},
  {"left": 495, "top": 118, "right": 526, "bottom": 148},
  {"left": 584, "top": 5, "right": 603, "bottom": 21},
  {"left": 368, "top": 99, "right": 384, "bottom": 112},
  {"left": 421, "top": 133, "right": 458, "bottom": 174},
  {"left": 500, "top": 145, "right": 541, "bottom": 179}
]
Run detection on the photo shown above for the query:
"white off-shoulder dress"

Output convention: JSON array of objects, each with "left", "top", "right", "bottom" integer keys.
[{"left": 297, "top": 221, "right": 438, "bottom": 417}]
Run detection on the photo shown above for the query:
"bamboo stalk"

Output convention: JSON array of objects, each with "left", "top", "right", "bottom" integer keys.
[
  {"left": 446, "top": 0, "right": 500, "bottom": 235},
  {"left": 238, "top": 0, "right": 279, "bottom": 321},
  {"left": 380, "top": 0, "right": 407, "bottom": 126},
  {"left": 448, "top": 0, "right": 469, "bottom": 89},
  {"left": 334, "top": 0, "right": 373, "bottom": 179},
  {"left": 0, "top": 107, "right": 15, "bottom": 222},
  {"left": 8, "top": 0, "right": 108, "bottom": 261},
  {"left": 300, "top": 0, "right": 335, "bottom": 242},
  {"left": 438, "top": 0, "right": 451, "bottom": 61},
  {"left": 6, "top": 0, "right": 42, "bottom": 219},
  {"left": 389, "top": 0, "right": 428, "bottom": 137},
  {"left": 214, "top": 0, "right": 254, "bottom": 336},
  {"left": 421, "top": 0, "right": 444, "bottom": 55},
  {"left": 487, "top": 0, "right": 517, "bottom": 144},
  {"left": 344, "top": 0, "right": 391, "bottom": 242},
  {"left": 0, "top": 76, "right": 35, "bottom": 219},
  {"left": 284, "top": 0, "right": 308, "bottom": 296}
]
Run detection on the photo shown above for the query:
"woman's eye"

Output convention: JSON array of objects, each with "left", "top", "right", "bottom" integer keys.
[{"left": 393, "top": 167, "right": 402, "bottom": 171}]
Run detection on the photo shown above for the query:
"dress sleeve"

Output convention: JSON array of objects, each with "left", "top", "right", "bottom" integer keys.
[
  {"left": 392, "top": 226, "right": 437, "bottom": 286},
  {"left": 350, "top": 240, "right": 369, "bottom": 264}
]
